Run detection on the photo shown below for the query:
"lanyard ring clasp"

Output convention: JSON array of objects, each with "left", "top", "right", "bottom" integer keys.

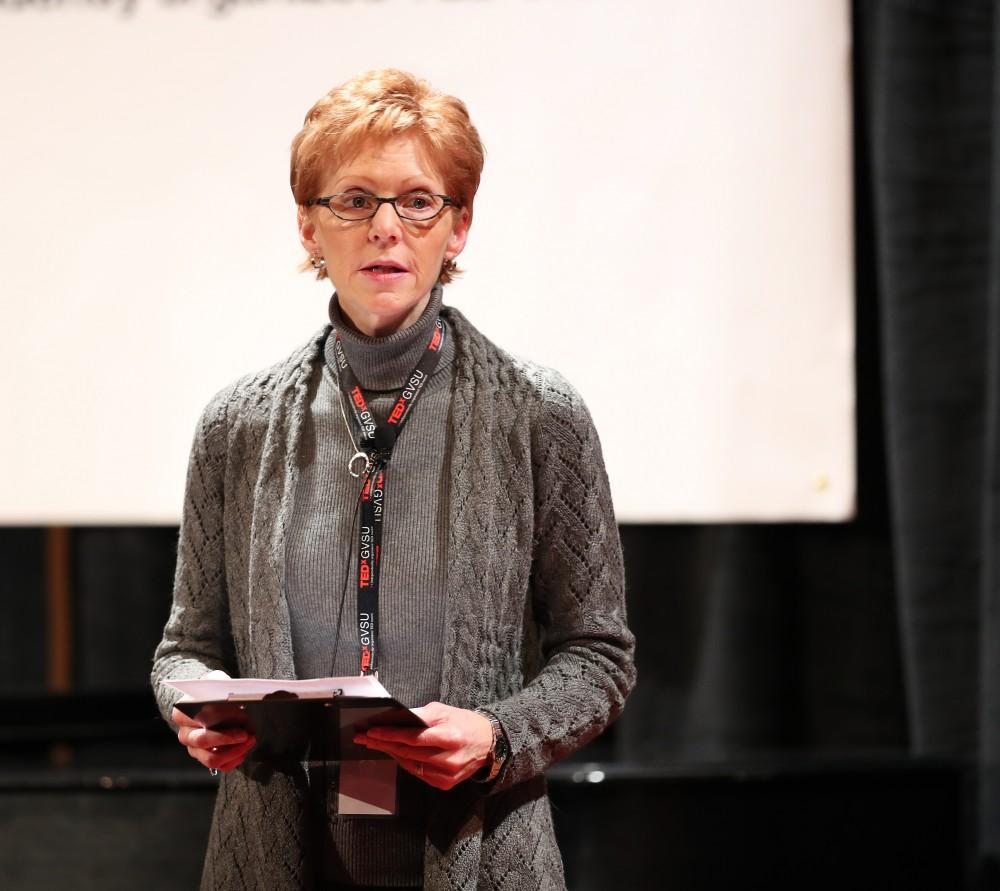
[{"left": 348, "top": 451, "right": 371, "bottom": 478}]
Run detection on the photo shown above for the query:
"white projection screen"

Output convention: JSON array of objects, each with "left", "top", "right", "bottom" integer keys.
[{"left": 0, "top": 0, "right": 853, "bottom": 524}]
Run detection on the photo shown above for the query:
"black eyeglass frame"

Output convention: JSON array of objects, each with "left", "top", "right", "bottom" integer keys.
[{"left": 305, "top": 191, "right": 461, "bottom": 222}]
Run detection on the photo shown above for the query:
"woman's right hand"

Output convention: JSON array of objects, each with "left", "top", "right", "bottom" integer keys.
[
  {"left": 172, "top": 703, "right": 257, "bottom": 773},
  {"left": 171, "top": 672, "right": 256, "bottom": 773}
]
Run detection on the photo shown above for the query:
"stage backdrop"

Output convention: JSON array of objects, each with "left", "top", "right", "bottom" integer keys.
[{"left": 0, "top": 0, "right": 853, "bottom": 523}]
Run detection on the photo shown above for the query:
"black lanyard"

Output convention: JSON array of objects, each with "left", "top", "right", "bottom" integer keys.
[{"left": 332, "top": 318, "right": 447, "bottom": 676}]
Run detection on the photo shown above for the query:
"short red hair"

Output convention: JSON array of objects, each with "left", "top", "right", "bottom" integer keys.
[{"left": 291, "top": 69, "right": 485, "bottom": 284}]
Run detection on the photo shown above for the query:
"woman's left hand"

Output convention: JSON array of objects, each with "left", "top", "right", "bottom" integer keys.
[{"left": 353, "top": 701, "right": 494, "bottom": 790}]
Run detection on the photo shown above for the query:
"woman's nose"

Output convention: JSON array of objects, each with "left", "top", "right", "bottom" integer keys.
[{"left": 368, "top": 201, "right": 402, "bottom": 242}]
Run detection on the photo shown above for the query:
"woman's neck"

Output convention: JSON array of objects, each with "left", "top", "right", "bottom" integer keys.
[
  {"left": 338, "top": 293, "right": 432, "bottom": 338},
  {"left": 326, "top": 285, "right": 446, "bottom": 390}
]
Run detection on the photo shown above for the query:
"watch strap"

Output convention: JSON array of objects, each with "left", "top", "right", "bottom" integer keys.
[{"left": 475, "top": 708, "right": 509, "bottom": 783}]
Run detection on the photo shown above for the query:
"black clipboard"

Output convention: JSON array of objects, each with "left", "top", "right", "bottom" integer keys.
[{"left": 171, "top": 680, "right": 426, "bottom": 765}]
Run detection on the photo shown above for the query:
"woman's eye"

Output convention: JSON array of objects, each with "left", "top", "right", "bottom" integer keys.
[
  {"left": 401, "top": 193, "right": 431, "bottom": 210},
  {"left": 350, "top": 195, "right": 370, "bottom": 209}
]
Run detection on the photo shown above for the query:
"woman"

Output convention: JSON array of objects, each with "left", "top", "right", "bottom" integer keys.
[{"left": 152, "top": 69, "right": 635, "bottom": 891}]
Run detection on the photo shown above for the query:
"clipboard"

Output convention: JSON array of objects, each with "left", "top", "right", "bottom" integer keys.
[
  {"left": 167, "top": 676, "right": 427, "bottom": 816},
  {"left": 166, "top": 675, "right": 426, "bottom": 764}
]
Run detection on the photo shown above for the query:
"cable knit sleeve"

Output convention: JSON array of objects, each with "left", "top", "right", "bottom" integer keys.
[
  {"left": 484, "top": 371, "right": 636, "bottom": 791},
  {"left": 150, "top": 387, "right": 238, "bottom": 724}
]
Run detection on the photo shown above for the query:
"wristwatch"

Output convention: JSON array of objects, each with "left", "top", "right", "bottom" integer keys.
[{"left": 477, "top": 709, "right": 510, "bottom": 782}]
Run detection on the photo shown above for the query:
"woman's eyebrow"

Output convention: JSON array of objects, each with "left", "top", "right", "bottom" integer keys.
[
  {"left": 330, "top": 175, "right": 377, "bottom": 191},
  {"left": 331, "top": 174, "right": 439, "bottom": 192}
]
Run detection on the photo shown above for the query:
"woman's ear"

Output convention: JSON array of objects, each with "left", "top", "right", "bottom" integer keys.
[
  {"left": 444, "top": 207, "right": 471, "bottom": 262},
  {"left": 298, "top": 205, "right": 320, "bottom": 255}
]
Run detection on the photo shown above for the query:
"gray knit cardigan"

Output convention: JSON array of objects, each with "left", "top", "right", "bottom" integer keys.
[{"left": 151, "top": 306, "right": 636, "bottom": 891}]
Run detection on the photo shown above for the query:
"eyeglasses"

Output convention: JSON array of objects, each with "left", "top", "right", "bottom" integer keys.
[{"left": 306, "top": 190, "right": 460, "bottom": 222}]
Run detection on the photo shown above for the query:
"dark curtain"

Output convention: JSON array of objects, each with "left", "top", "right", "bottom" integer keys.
[
  {"left": 855, "top": 0, "right": 998, "bottom": 879},
  {"left": 617, "top": 0, "right": 1000, "bottom": 882},
  {"left": 866, "top": 0, "right": 992, "bottom": 758}
]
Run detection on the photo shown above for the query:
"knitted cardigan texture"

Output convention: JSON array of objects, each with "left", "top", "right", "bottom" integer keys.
[{"left": 151, "top": 306, "right": 636, "bottom": 891}]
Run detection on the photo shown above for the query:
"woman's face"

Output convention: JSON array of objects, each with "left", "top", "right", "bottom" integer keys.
[{"left": 298, "top": 135, "right": 470, "bottom": 337}]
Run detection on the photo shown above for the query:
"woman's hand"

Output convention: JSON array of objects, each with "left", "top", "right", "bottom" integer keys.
[
  {"left": 171, "top": 673, "right": 256, "bottom": 774},
  {"left": 170, "top": 708, "right": 257, "bottom": 773},
  {"left": 172, "top": 701, "right": 256, "bottom": 773},
  {"left": 353, "top": 701, "right": 494, "bottom": 790}
]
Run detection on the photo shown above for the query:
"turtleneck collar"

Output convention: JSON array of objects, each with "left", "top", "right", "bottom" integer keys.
[{"left": 324, "top": 284, "right": 452, "bottom": 391}]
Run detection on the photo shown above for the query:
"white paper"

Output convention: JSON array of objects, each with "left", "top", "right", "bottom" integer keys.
[
  {"left": 338, "top": 760, "right": 399, "bottom": 817},
  {"left": 165, "top": 675, "right": 392, "bottom": 702}
]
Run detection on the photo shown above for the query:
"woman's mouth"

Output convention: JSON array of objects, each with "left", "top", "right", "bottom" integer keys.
[{"left": 361, "top": 262, "right": 409, "bottom": 281}]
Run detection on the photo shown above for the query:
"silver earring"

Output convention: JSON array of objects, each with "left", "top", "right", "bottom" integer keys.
[{"left": 311, "top": 255, "right": 326, "bottom": 269}]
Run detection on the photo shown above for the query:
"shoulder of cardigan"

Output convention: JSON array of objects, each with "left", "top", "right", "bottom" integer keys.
[{"left": 200, "top": 307, "right": 587, "bottom": 436}]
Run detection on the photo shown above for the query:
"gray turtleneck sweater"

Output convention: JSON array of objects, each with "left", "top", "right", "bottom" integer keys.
[{"left": 285, "top": 287, "right": 453, "bottom": 886}]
